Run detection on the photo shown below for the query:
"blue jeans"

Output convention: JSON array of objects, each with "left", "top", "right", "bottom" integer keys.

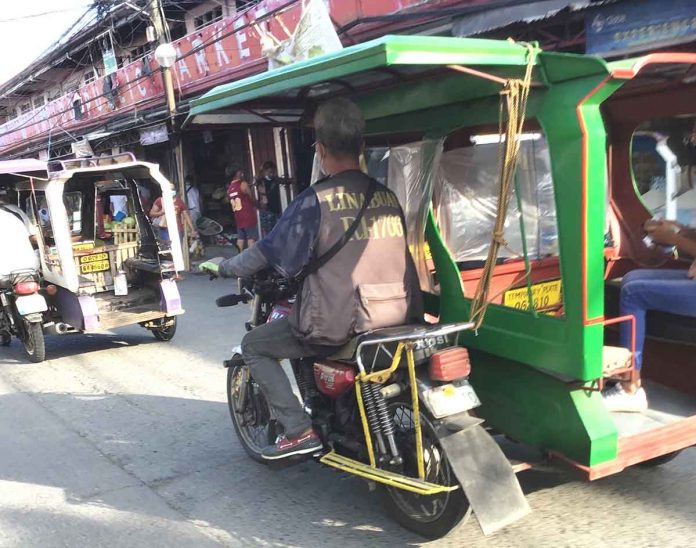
[
  {"left": 620, "top": 268, "right": 696, "bottom": 370},
  {"left": 158, "top": 227, "right": 170, "bottom": 242}
]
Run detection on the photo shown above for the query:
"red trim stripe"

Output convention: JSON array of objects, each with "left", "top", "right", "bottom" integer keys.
[{"left": 576, "top": 75, "right": 612, "bottom": 325}]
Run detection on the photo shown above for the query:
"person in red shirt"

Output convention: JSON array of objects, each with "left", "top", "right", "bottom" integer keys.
[
  {"left": 149, "top": 182, "right": 197, "bottom": 244},
  {"left": 227, "top": 169, "right": 259, "bottom": 250}
]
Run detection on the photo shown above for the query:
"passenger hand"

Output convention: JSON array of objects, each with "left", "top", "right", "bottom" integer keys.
[
  {"left": 646, "top": 221, "right": 680, "bottom": 246},
  {"left": 689, "top": 260, "right": 696, "bottom": 279}
]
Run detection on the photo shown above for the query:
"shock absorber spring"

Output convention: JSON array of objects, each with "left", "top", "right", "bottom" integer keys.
[
  {"left": 361, "top": 382, "right": 388, "bottom": 457},
  {"left": 370, "top": 383, "right": 402, "bottom": 465}
]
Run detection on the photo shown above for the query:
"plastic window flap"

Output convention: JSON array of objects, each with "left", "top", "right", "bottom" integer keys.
[
  {"left": 433, "top": 138, "right": 558, "bottom": 264},
  {"left": 387, "top": 138, "right": 445, "bottom": 293}
]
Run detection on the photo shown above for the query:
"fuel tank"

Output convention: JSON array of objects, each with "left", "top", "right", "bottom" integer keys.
[{"left": 267, "top": 299, "right": 292, "bottom": 323}]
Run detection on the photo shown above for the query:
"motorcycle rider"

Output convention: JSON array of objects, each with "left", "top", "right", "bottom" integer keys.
[
  {"left": 200, "top": 98, "right": 421, "bottom": 460},
  {"left": 0, "top": 198, "right": 39, "bottom": 278}
]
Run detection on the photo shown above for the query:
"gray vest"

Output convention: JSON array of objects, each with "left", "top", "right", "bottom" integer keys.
[{"left": 290, "top": 170, "right": 417, "bottom": 347}]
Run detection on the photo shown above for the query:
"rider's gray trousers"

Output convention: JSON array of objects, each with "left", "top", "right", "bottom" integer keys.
[{"left": 241, "top": 318, "right": 320, "bottom": 438}]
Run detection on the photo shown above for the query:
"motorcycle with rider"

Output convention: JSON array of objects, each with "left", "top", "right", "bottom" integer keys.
[{"left": 200, "top": 97, "right": 526, "bottom": 539}]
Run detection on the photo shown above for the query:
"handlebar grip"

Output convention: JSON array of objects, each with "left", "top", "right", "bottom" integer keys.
[{"left": 215, "top": 294, "right": 248, "bottom": 307}]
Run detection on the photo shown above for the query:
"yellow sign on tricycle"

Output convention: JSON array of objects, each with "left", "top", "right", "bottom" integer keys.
[{"left": 79, "top": 252, "right": 110, "bottom": 274}]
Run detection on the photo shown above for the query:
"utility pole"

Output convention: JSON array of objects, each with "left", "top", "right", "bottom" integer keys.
[{"left": 149, "top": 0, "right": 190, "bottom": 270}]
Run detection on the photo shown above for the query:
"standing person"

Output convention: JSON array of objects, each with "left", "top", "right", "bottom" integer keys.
[
  {"left": 150, "top": 182, "right": 197, "bottom": 245},
  {"left": 109, "top": 194, "right": 129, "bottom": 222},
  {"left": 137, "top": 182, "right": 152, "bottom": 215},
  {"left": 227, "top": 169, "right": 259, "bottom": 250},
  {"left": 185, "top": 176, "right": 202, "bottom": 226},
  {"left": 200, "top": 98, "right": 422, "bottom": 460},
  {"left": 256, "top": 160, "right": 282, "bottom": 236}
]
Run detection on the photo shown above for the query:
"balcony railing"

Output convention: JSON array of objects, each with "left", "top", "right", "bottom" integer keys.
[{"left": 0, "top": 0, "right": 463, "bottom": 155}]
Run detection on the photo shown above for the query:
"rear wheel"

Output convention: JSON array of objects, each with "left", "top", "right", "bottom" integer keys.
[
  {"left": 227, "top": 363, "right": 278, "bottom": 464},
  {"left": 21, "top": 320, "right": 45, "bottom": 363},
  {"left": 381, "top": 401, "right": 470, "bottom": 539},
  {"left": 151, "top": 317, "right": 177, "bottom": 341}
]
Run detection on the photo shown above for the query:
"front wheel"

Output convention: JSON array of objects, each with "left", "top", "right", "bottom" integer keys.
[
  {"left": 150, "top": 316, "right": 177, "bottom": 341},
  {"left": 21, "top": 320, "right": 45, "bottom": 363},
  {"left": 227, "top": 363, "right": 278, "bottom": 464},
  {"left": 381, "top": 401, "right": 470, "bottom": 539}
]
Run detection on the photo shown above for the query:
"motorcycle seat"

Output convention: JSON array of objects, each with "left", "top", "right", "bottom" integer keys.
[{"left": 329, "top": 322, "right": 474, "bottom": 370}]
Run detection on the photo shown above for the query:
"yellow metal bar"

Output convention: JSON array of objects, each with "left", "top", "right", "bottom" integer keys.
[
  {"left": 359, "top": 342, "right": 404, "bottom": 384},
  {"left": 354, "top": 380, "right": 376, "bottom": 467},
  {"left": 320, "top": 450, "right": 458, "bottom": 495},
  {"left": 406, "top": 345, "right": 426, "bottom": 480}
]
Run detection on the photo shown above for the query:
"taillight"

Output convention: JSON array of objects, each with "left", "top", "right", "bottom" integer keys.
[
  {"left": 429, "top": 347, "right": 471, "bottom": 381},
  {"left": 14, "top": 281, "right": 39, "bottom": 295}
]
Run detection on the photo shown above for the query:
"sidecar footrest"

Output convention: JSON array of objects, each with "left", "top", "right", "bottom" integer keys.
[{"left": 320, "top": 450, "right": 458, "bottom": 496}]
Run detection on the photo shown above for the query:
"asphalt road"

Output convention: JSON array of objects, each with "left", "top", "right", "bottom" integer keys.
[{"left": 1, "top": 275, "right": 695, "bottom": 547}]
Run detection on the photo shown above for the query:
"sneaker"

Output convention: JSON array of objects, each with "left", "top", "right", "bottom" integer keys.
[
  {"left": 261, "top": 429, "right": 323, "bottom": 460},
  {"left": 602, "top": 383, "right": 648, "bottom": 413}
]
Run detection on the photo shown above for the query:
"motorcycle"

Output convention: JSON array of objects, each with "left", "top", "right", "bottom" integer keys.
[
  {"left": 0, "top": 269, "right": 48, "bottom": 362},
  {"left": 215, "top": 270, "right": 527, "bottom": 539}
]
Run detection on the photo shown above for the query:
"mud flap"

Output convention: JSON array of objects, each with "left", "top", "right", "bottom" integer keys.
[{"left": 437, "top": 417, "right": 530, "bottom": 535}]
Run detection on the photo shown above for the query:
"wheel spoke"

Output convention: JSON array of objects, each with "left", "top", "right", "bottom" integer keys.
[{"left": 385, "top": 401, "right": 455, "bottom": 524}]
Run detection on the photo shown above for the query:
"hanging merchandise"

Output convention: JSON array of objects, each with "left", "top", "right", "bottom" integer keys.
[
  {"left": 72, "top": 93, "right": 84, "bottom": 120},
  {"left": 102, "top": 74, "right": 119, "bottom": 110},
  {"left": 102, "top": 33, "right": 118, "bottom": 76},
  {"left": 139, "top": 123, "right": 169, "bottom": 146},
  {"left": 263, "top": 0, "right": 342, "bottom": 69}
]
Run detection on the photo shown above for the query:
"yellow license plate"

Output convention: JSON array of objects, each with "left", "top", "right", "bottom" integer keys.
[
  {"left": 503, "top": 279, "right": 562, "bottom": 312},
  {"left": 73, "top": 242, "right": 95, "bottom": 252},
  {"left": 79, "top": 252, "right": 110, "bottom": 274}
]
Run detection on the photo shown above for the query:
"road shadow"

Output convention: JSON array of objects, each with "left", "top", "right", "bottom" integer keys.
[
  {"left": 0, "top": 331, "right": 157, "bottom": 364},
  {"left": 0, "top": 391, "right": 426, "bottom": 547}
]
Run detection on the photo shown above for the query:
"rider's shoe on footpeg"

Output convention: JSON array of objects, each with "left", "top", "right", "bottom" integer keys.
[{"left": 261, "top": 429, "right": 323, "bottom": 460}]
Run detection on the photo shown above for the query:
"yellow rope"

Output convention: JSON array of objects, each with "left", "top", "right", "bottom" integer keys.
[{"left": 469, "top": 42, "right": 537, "bottom": 329}]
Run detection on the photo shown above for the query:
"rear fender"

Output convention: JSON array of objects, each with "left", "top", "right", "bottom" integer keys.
[
  {"left": 436, "top": 421, "right": 530, "bottom": 536},
  {"left": 22, "top": 313, "right": 44, "bottom": 323}
]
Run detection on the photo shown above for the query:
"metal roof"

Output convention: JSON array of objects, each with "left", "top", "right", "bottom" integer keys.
[{"left": 186, "top": 34, "right": 610, "bottom": 126}]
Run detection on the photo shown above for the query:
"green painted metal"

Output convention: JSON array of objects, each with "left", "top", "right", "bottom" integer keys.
[
  {"left": 186, "top": 35, "right": 608, "bottom": 124},
  {"left": 469, "top": 350, "right": 618, "bottom": 466},
  {"left": 185, "top": 36, "right": 665, "bottom": 467}
]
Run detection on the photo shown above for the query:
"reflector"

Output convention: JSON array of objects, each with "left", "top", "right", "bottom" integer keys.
[
  {"left": 429, "top": 347, "right": 471, "bottom": 381},
  {"left": 14, "top": 281, "right": 39, "bottom": 295}
]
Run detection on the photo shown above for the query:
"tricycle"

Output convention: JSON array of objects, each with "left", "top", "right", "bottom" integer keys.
[
  {"left": 187, "top": 36, "right": 696, "bottom": 538},
  {"left": 0, "top": 154, "right": 186, "bottom": 362}
]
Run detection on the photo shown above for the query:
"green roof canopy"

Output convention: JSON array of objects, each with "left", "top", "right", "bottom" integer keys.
[{"left": 185, "top": 35, "right": 609, "bottom": 128}]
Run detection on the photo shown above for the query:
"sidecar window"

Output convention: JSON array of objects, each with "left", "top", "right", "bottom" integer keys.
[{"left": 63, "top": 192, "right": 83, "bottom": 235}]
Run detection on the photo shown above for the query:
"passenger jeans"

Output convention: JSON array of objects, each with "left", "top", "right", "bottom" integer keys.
[
  {"left": 241, "top": 318, "right": 332, "bottom": 438},
  {"left": 620, "top": 268, "right": 696, "bottom": 370}
]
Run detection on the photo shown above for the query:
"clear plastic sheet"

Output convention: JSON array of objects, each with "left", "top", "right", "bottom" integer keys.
[
  {"left": 433, "top": 138, "right": 558, "bottom": 264},
  {"left": 386, "top": 139, "right": 444, "bottom": 292}
]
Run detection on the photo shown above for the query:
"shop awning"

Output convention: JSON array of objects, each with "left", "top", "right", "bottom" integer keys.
[{"left": 184, "top": 34, "right": 610, "bottom": 128}]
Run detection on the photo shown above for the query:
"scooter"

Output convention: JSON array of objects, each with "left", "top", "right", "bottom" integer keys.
[{"left": 0, "top": 269, "right": 48, "bottom": 362}]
